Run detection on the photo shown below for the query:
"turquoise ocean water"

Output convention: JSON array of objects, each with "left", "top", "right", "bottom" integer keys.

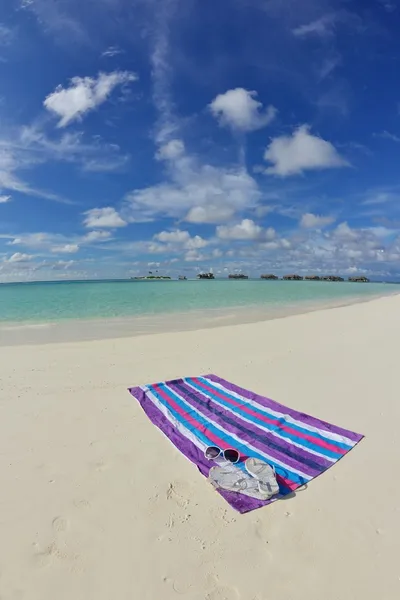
[{"left": 0, "top": 279, "right": 394, "bottom": 323}]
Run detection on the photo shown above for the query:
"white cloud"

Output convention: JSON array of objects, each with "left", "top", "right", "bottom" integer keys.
[
  {"left": 51, "top": 244, "right": 79, "bottom": 254},
  {"left": 184, "top": 235, "right": 208, "bottom": 250},
  {"left": 6, "top": 229, "right": 113, "bottom": 257},
  {"left": 83, "top": 207, "right": 127, "bottom": 229},
  {"left": 209, "top": 88, "right": 277, "bottom": 132},
  {"left": 264, "top": 125, "right": 349, "bottom": 176},
  {"left": 368, "top": 226, "right": 396, "bottom": 239},
  {"left": 44, "top": 71, "right": 137, "bottom": 127},
  {"left": 217, "top": 219, "right": 264, "bottom": 241},
  {"left": 334, "top": 222, "right": 359, "bottom": 241},
  {"left": 184, "top": 250, "right": 207, "bottom": 262},
  {"left": 0, "top": 194, "right": 11, "bottom": 203},
  {"left": 155, "top": 139, "right": 185, "bottom": 161},
  {"left": 8, "top": 232, "right": 54, "bottom": 248},
  {"left": 154, "top": 229, "right": 190, "bottom": 243},
  {"left": 185, "top": 205, "right": 236, "bottom": 224},
  {"left": 153, "top": 229, "right": 208, "bottom": 251},
  {"left": 300, "top": 213, "right": 335, "bottom": 229},
  {"left": 3, "top": 252, "right": 33, "bottom": 263},
  {"left": 83, "top": 230, "right": 112, "bottom": 243},
  {"left": 292, "top": 15, "right": 335, "bottom": 37},
  {"left": 124, "top": 160, "right": 261, "bottom": 225}
]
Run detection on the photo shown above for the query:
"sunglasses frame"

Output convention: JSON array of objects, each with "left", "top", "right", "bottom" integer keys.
[{"left": 204, "top": 445, "right": 240, "bottom": 464}]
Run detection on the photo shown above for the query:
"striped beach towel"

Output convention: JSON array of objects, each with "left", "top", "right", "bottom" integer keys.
[{"left": 129, "top": 374, "right": 363, "bottom": 513}]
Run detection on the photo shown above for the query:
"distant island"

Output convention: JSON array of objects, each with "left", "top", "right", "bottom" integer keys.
[
  {"left": 283, "top": 274, "right": 303, "bottom": 281},
  {"left": 131, "top": 275, "right": 171, "bottom": 280},
  {"left": 348, "top": 276, "right": 370, "bottom": 283},
  {"left": 305, "top": 275, "right": 344, "bottom": 282},
  {"left": 269, "top": 274, "right": 371, "bottom": 283},
  {"left": 130, "top": 273, "right": 370, "bottom": 283}
]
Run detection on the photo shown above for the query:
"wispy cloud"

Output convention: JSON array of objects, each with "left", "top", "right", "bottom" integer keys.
[
  {"left": 292, "top": 14, "right": 336, "bottom": 38},
  {"left": 3, "top": 124, "right": 130, "bottom": 179},
  {"left": 20, "top": 0, "right": 87, "bottom": 43},
  {"left": 149, "top": 0, "right": 181, "bottom": 146},
  {"left": 377, "top": 0, "right": 398, "bottom": 13},
  {"left": 6, "top": 228, "right": 115, "bottom": 256},
  {"left": 318, "top": 54, "right": 341, "bottom": 80},
  {"left": 373, "top": 130, "right": 400, "bottom": 143},
  {"left": 101, "top": 45, "right": 124, "bottom": 58},
  {"left": 362, "top": 190, "right": 400, "bottom": 206},
  {"left": 0, "top": 23, "right": 13, "bottom": 46},
  {"left": 0, "top": 145, "right": 71, "bottom": 203}
]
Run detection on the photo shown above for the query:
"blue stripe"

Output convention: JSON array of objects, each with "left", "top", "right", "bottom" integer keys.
[
  {"left": 146, "top": 384, "right": 254, "bottom": 479},
  {"left": 199, "top": 376, "right": 352, "bottom": 452},
  {"left": 149, "top": 383, "right": 308, "bottom": 486},
  {"left": 195, "top": 377, "right": 350, "bottom": 458},
  {"left": 145, "top": 384, "right": 217, "bottom": 449},
  {"left": 174, "top": 381, "right": 327, "bottom": 473}
]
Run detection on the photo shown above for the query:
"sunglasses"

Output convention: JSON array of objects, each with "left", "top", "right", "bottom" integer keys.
[{"left": 205, "top": 445, "right": 240, "bottom": 464}]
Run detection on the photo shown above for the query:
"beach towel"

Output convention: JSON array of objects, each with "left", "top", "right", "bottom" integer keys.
[{"left": 128, "top": 374, "right": 364, "bottom": 513}]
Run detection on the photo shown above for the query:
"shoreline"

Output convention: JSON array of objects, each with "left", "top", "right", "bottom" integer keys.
[{"left": 0, "top": 289, "right": 397, "bottom": 346}]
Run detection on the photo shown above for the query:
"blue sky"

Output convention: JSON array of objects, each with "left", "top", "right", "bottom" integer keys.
[{"left": 1, "top": 0, "right": 400, "bottom": 281}]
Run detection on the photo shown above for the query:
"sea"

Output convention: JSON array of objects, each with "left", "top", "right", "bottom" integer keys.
[{"left": 0, "top": 279, "right": 395, "bottom": 345}]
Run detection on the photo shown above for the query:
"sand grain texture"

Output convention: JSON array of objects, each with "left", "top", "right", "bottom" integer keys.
[{"left": 1, "top": 295, "right": 399, "bottom": 599}]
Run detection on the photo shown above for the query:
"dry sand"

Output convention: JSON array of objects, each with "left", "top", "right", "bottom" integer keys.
[{"left": 1, "top": 294, "right": 399, "bottom": 600}]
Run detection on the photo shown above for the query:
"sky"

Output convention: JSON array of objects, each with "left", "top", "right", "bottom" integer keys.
[{"left": 1, "top": 0, "right": 400, "bottom": 282}]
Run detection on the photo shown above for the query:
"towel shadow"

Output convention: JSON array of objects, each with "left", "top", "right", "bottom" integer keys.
[{"left": 277, "top": 483, "right": 308, "bottom": 502}]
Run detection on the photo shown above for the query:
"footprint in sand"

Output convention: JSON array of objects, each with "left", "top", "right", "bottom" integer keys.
[
  {"left": 32, "top": 515, "right": 78, "bottom": 569},
  {"left": 253, "top": 518, "right": 270, "bottom": 542},
  {"left": 166, "top": 481, "right": 192, "bottom": 508},
  {"left": 32, "top": 541, "right": 78, "bottom": 568},
  {"left": 206, "top": 584, "right": 240, "bottom": 600},
  {"left": 163, "top": 576, "right": 193, "bottom": 595},
  {"left": 93, "top": 460, "right": 111, "bottom": 472},
  {"left": 73, "top": 498, "right": 91, "bottom": 509},
  {"left": 205, "top": 575, "right": 240, "bottom": 600},
  {"left": 52, "top": 516, "right": 69, "bottom": 533},
  {"left": 209, "top": 507, "right": 236, "bottom": 527}
]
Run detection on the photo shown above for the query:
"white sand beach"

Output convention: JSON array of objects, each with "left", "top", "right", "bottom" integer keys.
[{"left": 1, "top": 294, "right": 400, "bottom": 600}]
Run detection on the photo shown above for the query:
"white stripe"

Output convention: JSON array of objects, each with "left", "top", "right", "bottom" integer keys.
[
  {"left": 184, "top": 380, "right": 335, "bottom": 464},
  {"left": 165, "top": 383, "right": 311, "bottom": 482},
  {"left": 203, "top": 377, "right": 355, "bottom": 447},
  {"left": 138, "top": 386, "right": 207, "bottom": 454}
]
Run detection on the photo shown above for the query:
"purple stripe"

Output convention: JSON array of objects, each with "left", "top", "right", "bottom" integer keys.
[
  {"left": 128, "top": 386, "right": 268, "bottom": 513},
  {"left": 169, "top": 381, "right": 328, "bottom": 477},
  {"left": 206, "top": 375, "right": 363, "bottom": 443}
]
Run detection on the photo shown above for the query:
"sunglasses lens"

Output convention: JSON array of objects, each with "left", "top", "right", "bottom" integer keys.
[
  {"left": 224, "top": 449, "right": 239, "bottom": 463},
  {"left": 205, "top": 446, "right": 221, "bottom": 459}
]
